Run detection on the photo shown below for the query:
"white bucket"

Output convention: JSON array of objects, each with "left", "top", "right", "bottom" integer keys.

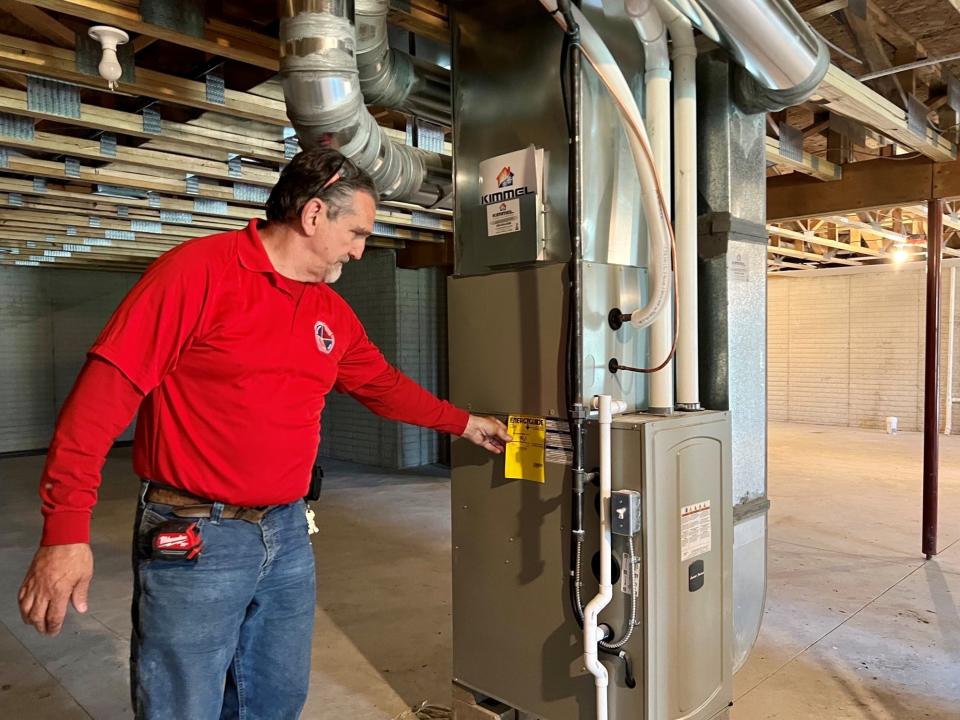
[{"left": 885, "top": 416, "right": 898, "bottom": 434}]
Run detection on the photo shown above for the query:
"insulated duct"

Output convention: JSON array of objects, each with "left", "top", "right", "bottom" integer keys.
[
  {"left": 663, "top": 0, "right": 829, "bottom": 112},
  {"left": 279, "top": 0, "right": 451, "bottom": 206},
  {"left": 355, "top": 0, "right": 451, "bottom": 127}
]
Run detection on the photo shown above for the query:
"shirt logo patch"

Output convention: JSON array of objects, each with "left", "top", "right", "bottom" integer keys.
[{"left": 314, "top": 321, "right": 335, "bottom": 354}]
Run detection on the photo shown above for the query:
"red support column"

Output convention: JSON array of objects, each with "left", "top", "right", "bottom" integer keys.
[{"left": 923, "top": 198, "right": 943, "bottom": 559}]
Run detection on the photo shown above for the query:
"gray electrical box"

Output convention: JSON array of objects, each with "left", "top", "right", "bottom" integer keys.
[
  {"left": 611, "top": 489, "right": 642, "bottom": 537},
  {"left": 450, "top": 411, "right": 733, "bottom": 720}
]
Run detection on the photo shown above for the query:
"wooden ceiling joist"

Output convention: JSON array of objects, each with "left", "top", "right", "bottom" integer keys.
[
  {"left": 0, "top": 33, "right": 288, "bottom": 124},
  {"left": 0, "top": 176, "right": 252, "bottom": 219},
  {"left": 813, "top": 65, "right": 956, "bottom": 161},
  {"left": 0, "top": 153, "right": 265, "bottom": 203},
  {"left": 19, "top": 0, "right": 279, "bottom": 71},
  {"left": 0, "top": 131, "right": 280, "bottom": 186},
  {"left": 0, "top": 87, "right": 288, "bottom": 164},
  {"left": 0, "top": 0, "right": 76, "bottom": 48},
  {"left": 767, "top": 223, "right": 883, "bottom": 256},
  {"left": 765, "top": 135, "right": 842, "bottom": 181},
  {"left": 767, "top": 243, "right": 861, "bottom": 265}
]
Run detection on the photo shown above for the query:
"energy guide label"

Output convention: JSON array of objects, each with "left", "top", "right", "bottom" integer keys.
[{"left": 680, "top": 500, "right": 712, "bottom": 561}]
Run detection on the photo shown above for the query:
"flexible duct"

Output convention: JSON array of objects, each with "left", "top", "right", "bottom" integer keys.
[
  {"left": 279, "top": 0, "right": 450, "bottom": 206},
  {"left": 542, "top": 0, "right": 673, "bottom": 331},
  {"left": 354, "top": 0, "right": 451, "bottom": 127},
  {"left": 663, "top": 0, "right": 829, "bottom": 112}
]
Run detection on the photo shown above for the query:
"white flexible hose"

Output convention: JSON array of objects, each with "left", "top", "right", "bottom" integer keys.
[{"left": 541, "top": 1, "right": 674, "bottom": 331}]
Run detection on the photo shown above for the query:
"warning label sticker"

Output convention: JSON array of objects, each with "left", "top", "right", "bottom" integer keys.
[
  {"left": 680, "top": 500, "right": 712, "bottom": 561},
  {"left": 505, "top": 415, "right": 546, "bottom": 483},
  {"left": 620, "top": 551, "right": 641, "bottom": 598}
]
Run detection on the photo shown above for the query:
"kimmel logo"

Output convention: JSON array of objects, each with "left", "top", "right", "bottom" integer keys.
[
  {"left": 481, "top": 185, "right": 530, "bottom": 205},
  {"left": 496, "top": 166, "right": 514, "bottom": 188}
]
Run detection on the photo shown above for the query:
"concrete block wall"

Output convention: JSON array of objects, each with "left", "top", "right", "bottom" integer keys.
[
  {"left": 768, "top": 266, "right": 960, "bottom": 433},
  {"left": 0, "top": 267, "right": 137, "bottom": 453},
  {"left": 319, "top": 249, "right": 450, "bottom": 468}
]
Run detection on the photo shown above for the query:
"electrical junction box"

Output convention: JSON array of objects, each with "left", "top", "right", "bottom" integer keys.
[{"left": 611, "top": 489, "right": 642, "bottom": 537}]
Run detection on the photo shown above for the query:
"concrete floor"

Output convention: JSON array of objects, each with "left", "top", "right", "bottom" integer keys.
[{"left": 0, "top": 421, "right": 957, "bottom": 719}]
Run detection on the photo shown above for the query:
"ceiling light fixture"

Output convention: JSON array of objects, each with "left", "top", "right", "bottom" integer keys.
[{"left": 88, "top": 25, "right": 130, "bottom": 91}]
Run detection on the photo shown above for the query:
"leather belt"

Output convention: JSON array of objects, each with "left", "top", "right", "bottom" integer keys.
[{"left": 144, "top": 484, "right": 274, "bottom": 523}]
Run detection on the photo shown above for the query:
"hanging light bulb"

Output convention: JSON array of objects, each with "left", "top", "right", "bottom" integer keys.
[{"left": 87, "top": 26, "right": 130, "bottom": 91}]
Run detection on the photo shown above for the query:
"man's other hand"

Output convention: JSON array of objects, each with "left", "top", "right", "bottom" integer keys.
[
  {"left": 19, "top": 544, "right": 93, "bottom": 636},
  {"left": 462, "top": 415, "right": 512, "bottom": 454}
]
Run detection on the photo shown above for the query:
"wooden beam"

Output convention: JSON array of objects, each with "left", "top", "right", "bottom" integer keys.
[
  {"left": 767, "top": 223, "right": 882, "bottom": 256},
  {"left": 0, "top": 175, "right": 453, "bottom": 234},
  {"left": 765, "top": 136, "right": 842, "bottom": 181},
  {"left": 802, "top": 1, "right": 848, "bottom": 22},
  {"left": 0, "top": 129, "right": 280, "bottom": 186},
  {"left": 767, "top": 243, "right": 861, "bottom": 265},
  {"left": 841, "top": 6, "right": 906, "bottom": 107},
  {"left": 21, "top": 0, "right": 278, "bottom": 70},
  {"left": 387, "top": 0, "right": 449, "bottom": 44},
  {"left": 768, "top": 155, "right": 933, "bottom": 220},
  {"left": 813, "top": 65, "right": 955, "bottom": 161},
  {"left": 826, "top": 214, "right": 907, "bottom": 241},
  {"left": 132, "top": 34, "right": 157, "bottom": 54},
  {"left": 0, "top": 33, "right": 288, "bottom": 124},
  {"left": 0, "top": 0, "right": 76, "bottom": 48},
  {"left": 0, "top": 156, "right": 263, "bottom": 203},
  {"left": 0, "top": 87, "right": 287, "bottom": 164}
]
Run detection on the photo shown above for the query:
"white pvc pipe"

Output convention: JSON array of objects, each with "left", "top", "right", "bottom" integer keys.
[
  {"left": 658, "top": 0, "right": 700, "bottom": 409},
  {"left": 584, "top": 394, "right": 614, "bottom": 720},
  {"left": 629, "top": 0, "right": 674, "bottom": 413},
  {"left": 541, "top": 0, "right": 673, "bottom": 330},
  {"left": 946, "top": 267, "right": 956, "bottom": 435}
]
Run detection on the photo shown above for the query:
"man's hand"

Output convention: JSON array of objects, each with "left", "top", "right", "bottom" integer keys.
[
  {"left": 462, "top": 415, "right": 512, "bottom": 454},
  {"left": 19, "top": 544, "right": 93, "bottom": 636}
]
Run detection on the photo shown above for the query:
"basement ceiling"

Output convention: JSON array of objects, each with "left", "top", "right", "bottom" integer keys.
[{"left": 0, "top": 0, "right": 452, "bottom": 272}]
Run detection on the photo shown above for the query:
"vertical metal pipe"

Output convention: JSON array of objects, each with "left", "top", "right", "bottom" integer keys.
[
  {"left": 923, "top": 198, "right": 943, "bottom": 559},
  {"left": 945, "top": 267, "right": 956, "bottom": 436}
]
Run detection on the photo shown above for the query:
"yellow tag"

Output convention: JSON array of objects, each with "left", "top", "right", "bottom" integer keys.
[{"left": 505, "top": 415, "right": 546, "bottom": 483}]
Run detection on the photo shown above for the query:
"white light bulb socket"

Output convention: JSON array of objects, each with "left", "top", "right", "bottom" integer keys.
[{"left": 88, "top": 26, "right": 129, "bottom": 88}]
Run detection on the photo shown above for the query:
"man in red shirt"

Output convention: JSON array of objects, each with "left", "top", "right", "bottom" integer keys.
[{"left": 17, "top": 147, "right": 510, "bottom": 719}]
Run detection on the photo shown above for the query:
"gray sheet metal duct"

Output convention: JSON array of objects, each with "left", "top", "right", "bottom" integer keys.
[
  {"left": 355, "top": 0, "right": 451, "bottom": 127},
  {"left": 664, "top": 0, "right": 829, "bottom": 112},
  {"left": 279, "top": 0, "right": 451, "bottom": 206}
]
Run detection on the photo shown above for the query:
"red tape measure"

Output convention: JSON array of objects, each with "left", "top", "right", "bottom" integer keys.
[{"left": 151, "top": 520, "right": 203, "bottom": 561}]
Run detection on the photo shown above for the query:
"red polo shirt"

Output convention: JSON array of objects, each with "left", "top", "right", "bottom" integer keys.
[{"left": 39, "top": 219, "right": 468, "bottom": 545}]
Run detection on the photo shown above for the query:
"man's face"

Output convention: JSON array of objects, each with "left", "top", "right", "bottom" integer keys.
[{"left": 306, "top": 191, "right": 376, "bottom": 283}]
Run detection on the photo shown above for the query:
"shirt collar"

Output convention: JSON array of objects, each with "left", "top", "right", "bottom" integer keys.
[{"left": 237, "top": 218, "right": 276, "bottom": 274}]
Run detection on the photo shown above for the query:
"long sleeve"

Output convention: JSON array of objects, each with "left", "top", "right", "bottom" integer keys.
[
  {"left": 334, "top": 320, "right": 469, "bottom": 436},
  {"left": 345, "top": 365, "right": 469, "bottom": 435},
  {"left": 40, "top": 356, "right": 144, "bottom": 546}
]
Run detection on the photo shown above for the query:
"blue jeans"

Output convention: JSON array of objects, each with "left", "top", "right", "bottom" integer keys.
[{"left": 130, "top": 489, "right": 316, "bottom": 719}]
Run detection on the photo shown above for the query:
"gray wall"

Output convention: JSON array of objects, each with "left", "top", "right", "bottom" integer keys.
[
  {"left": 0, "top": 252, "right": 451, "bottom": 467},
  {"left": 319, "top": 249, "right": 450, "bottom": 468},
  {"left": 0, "top": 267, "right": 138, "bottom": 453}
]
